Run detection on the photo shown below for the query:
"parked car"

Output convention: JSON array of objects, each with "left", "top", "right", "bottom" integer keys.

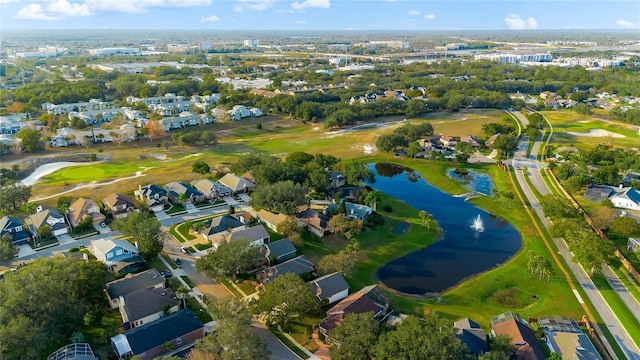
[
  {"left": 175, "top": 258, "right": 182, "bottom": 267},
  {"left": 161, "top": 270, "right": 172, "bottom": 278},
  {"left": 100, "top": 222, "right": 107, "bottom": 228},
  {"left": 180, "top": 247, "right": 189, "bottom": 254}
]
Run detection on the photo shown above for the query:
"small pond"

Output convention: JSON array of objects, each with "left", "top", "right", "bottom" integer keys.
[
  {"left": 447, "top": 168, "right": 495, "bottom": 196},
  {"left": 369, "top": 163, "right": 522, "bottom": 296}
]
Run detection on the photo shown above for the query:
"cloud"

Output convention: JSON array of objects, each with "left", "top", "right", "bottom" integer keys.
[
  {"left": 296, "top": 20, "right": 306, "bottom": 24},
  {"left": 407, "top": 10, "right": 420, "bottom": 16},
  {"left": 0, "top": 0, "right": 21, "bottom": 4},
  {"left": 201, "top": 14, "right": 220, "bottom": 22},
  {"left": 291, "top": 0, "right": 329, "bottom": 10},
  {"left": 47, "top": 0, "right": 92, "bottom": 17},
  {"left": 504, "top": 14, "right": 537, "bottom": 30},
  {"left": 234, "top": 0, "right": 274, "bottom": 12},
  {"left": 616, "top": 19, "right": 636, "bottom": 29},
  {"left": 13, "top": 4, "right": 60, "bottom": 20},
  {"left": 424, "top": 13, "right": 435, "bottom": 20}
]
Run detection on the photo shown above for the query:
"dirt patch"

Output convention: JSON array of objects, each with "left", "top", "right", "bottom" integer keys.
[{"left": 567, "top": 128, "right": 625, "bottom": 138}]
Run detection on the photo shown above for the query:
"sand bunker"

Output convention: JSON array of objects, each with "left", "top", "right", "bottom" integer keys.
[
  {"left": 567, "top": 129, "right": 625, "bottom": 138},
  {"left": 21, "top": 162, "right": 98, "bottom": 186}
]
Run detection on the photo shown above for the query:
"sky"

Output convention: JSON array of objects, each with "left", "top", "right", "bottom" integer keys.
[{"left": 0, "top": 0, "right": 639, "bottom": 31}]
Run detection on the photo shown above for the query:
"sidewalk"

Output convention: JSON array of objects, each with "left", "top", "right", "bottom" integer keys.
[{"left": 157, "top": 255, "right": 209, "bottom": 310}]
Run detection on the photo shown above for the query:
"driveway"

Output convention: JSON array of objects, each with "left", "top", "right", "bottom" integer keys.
[
  {"left": 238, "top": 193, "right": 251, "bottom": 203},
  {"left": 154, "top": 210, "right": 170, "bottom": 220},
  {"left": 223, "top": 196, "right": 238, "bottom": 206},
  {"left": 94, "top": 223, "right": 111, "bottom": 234},
  {"left": 55, "top": 233, "right": 75, "bottom": 245}
]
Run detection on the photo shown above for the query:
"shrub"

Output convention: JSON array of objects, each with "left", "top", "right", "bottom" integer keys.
[
  {"left": 383, "top": 205, "right": 392, "bottom": 212},
  {"left": 256, "top": 123, "right": 262, "bottom": 129},
  {"left": 89, "top": 153, "right": 97, "bottom": 161},
  {"left": 69, "top": 247, "right": 80, "bottom": 252}
]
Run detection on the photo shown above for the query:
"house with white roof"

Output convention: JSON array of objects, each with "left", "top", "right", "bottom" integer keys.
[{"left": 610, "top": 187, "right": 640, "bottom": 211}]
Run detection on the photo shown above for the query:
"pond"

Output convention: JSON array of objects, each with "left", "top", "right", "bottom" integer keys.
[
  {"left": 447, "top": 168, "right": 495, "bottom": 196},
  {"left": 369, "top": 163, "right": 522, "bottom": 296}
]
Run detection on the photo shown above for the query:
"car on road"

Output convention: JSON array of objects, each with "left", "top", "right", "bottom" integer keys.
[
  {"left": 100, "top": 222, "right": 107, "bottom": 228},
  {"left": 175, "top": 258, "right": 182, "bottom": 267},
  {"left": 180, "top": 247, "right": 189, "bottom": 254},
  {"left": 161, "top": 270, "right": 172, "bottom": 278}
]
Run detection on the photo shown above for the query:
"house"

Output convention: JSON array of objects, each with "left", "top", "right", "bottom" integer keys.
[
  {"left": 67, "top": 198, "right": 106, "bottom": 227},
  {"left": 135, "top": 184, "right": 169, "bottom": 212},
  {"left": 257, "top": 209, "right": 289, "bottom": 232},
  {"left": 102, "top": 193, "right": 138, "bottom": 219},
  {"left": 295, "top": 207, "right": 330, "bottom": 238},
  {"left": 328, "top": 171, "right": 346, "bottom": 189},
  {"left": 344, "top": 202, "right": 372, "bottom": 222},
  {"left": 24, "top": 208, "right": 68, "bottom": 238},
  {"left": 110, "top": 309, "right": 204, "bottom": 360},
  {"left": 459, "top": 135, "right": 480, "bottom": 149},
  {"left": 119, "top": 287, "right": 179, "bottom": 329},
  {"left": 201, "top": 215, "right": 246, "bottom": 242},
  {"left": 163, "top": 182, "right": 205, "bottom": 204},
  {"left": 257, "top": 255, "right": 315, "bottom": 285},
  {"left": 544, "top": 98, "right": 559, "bottom": 109},
  {"left": 262, "top": 238, "right": 297, "bottom": 265},
  {"left": 538, "top": 316, "right": 602, "bottom": 360},
  {"left": 190, "top": 179, "right": 232, "bottom": 199},
  {"left": 609, "top": 187, "right": 640, "bottom": 210},
  {"left": 439, "top": 135, "right": 457, "bottom": 148},
  {"left": 217, "top": 173, "right": 256, "bottom": 194},
  {"left": 485, "top": 133, "right": 500, "bottom": 148},
  {"left": 628, "top": 238, "right": 640, "bottom": 252},
  {"left": 105, "top": 269, "right": 166, "bottom": 309},
  {"left": 0, "top": 215, "right": 31, "bottom": 245},
  {"left": 319, "top": 285, "right": 389, "bottom": 339},
  {"left": 491, "top": 312, "right": 545, "bottom": 360},
  {"left": 223, "top": 224, "right": 270, "bottom": 249},
  {"left": 309, "top": 272, "right": 350, "bottom": 304},
  {"left": 454, "top": 318, "right": 488, "bottom": 356},
  {"left": 47, "top": 343, "right": 99, "bottom": 360},
  {"left": 94, "top": 238, "right": 139, "bottom": 263},
  {"left": 583, "top": 185, "right": 615, "bottom": 203}
]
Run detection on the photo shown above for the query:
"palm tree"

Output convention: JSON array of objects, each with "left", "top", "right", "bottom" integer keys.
[
  {"left": 364, "top": 190, "right": 381, "bottom": 212},
  {"left": 177, "top": 193, "right": 188, "bottom": 206},
  {"left": 176, "top": 285, "right": 190, "bottom": 310},
  {"left": 418, "top": 210, "right": 433, "bottom": 229}
]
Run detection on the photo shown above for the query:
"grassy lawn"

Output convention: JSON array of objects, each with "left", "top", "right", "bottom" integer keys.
[
  {"left": 418, "top": 108, "right": 507, "bottom": 138},
  {"left": 268, "top": 325, "right": 311, "bottom": 360},
  {"left": 175, "top": 222, "right": 197, "bottom": 241},
  {"left": 194, "top": 243, "right": 213, "bottom": 251},
  {"left": 285, "top": 316, "right": 324, "bottom": 353},
  {"left": 77, "top": 307, "right": 123, "bottom": 360},
  {"left": 219, "top": 278, "right": 243, "bottom": 298},
  {"left": 186, "top": 297, "right": 213, "bottom": 323},
  {"left": 166, "top": 204, "right": 186, "bottom": 215},
  {"left": 591, "top": 274, "right": 640, "bottom": 348},
  {"left": 181, "top": 275, "right": 196, "bottom": 288},
  {"left": 236, "top": 280, "right": 257, "bottom": 296}
]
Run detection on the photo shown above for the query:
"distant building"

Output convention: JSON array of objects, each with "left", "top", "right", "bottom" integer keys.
[
  {"left": 244, "top": 39, "right": 260, "bottom": 47},
  {"left": 89, "top": 47, "right": 140, "bottom": 56}
]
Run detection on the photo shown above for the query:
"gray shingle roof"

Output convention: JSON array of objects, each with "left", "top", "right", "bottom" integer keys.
[
  {"left": 259, "top": 255, "right": 314, "bottom": 284},
  {"left": 106, "top": 269, "right": 164, "bottom": 300},
  {"left": 163, "top": 181, "right": 204, "bottom": 199},
  {"left": 309, "top": 272, "right": 349, "bottom": 302},
  {"left": 204, "top": 215, "right": 244, "bottom": 236},
  {"left": 228, "top": 225, "right": 269, "bottom": 243},
  {"left": 265, "top": 238, "right": 296, "bottom": 259},
  {"left": 123, "top": 287, "right": 178, "bottom": 322}
]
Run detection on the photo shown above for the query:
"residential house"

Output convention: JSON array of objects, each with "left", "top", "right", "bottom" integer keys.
[
  {"left": 257, "top": 209, "right": 289, "bottom": 232},
  {"left": 328, "top": 171, "right": 346, "bottom": 189},
  {"left": 102, "top": 193, "right": 138, "bottom": 219},
  {"left": 105, "top": 269, "right": 166, "bottom": 309},
  {"left": 459, "top": 135, "right": 480, "bottom": 149},
  {"left": 622, "top": 171, "right": 640, "bottom": 186},
  {"left": 227, "top": 105, "right": 263, "bottom": 121},
  {"left": 24, "top": 208, "right": 69, "bottom": 238},
  {"left": 135, "top": 184, "right": 169, "bottom": 212},
  {"left": 583, "top": 185, "right": 616, "bottom": 203},
  {"left": 50, "top": 134, "right": 69, "bottom": 147},
  {"left": 454, "top": 318, "right": 488, "bottom": 356},
  {"left": 485, "top": 133, "right": 500, "bottom": 148},
  {"left": 544, "top": 98, "right": 559, "bottom": 109},
  {"left": 217, "top": 173, "right": 256, "bottom": 194},
  {"left": 261, "top": 238, "right": 297, "bottom": 265},
  {"left": 439, "top": 135, "right": 457, "bottom": 148},
  {"left": 47, "top": 343, "right": 98, "bottom": 360},
  {"left": 538, "top": 316, "right": 602, "bottom": 360},
  {"left": 628, "top": 237, "right": 640, "bottom": 252},
  {"left": 295, "top": 207, "right": 329, "bottom": 238},
  {"left": 110, "top": 309, "right": 204, "bottom": 360},
  {"left": 345, "top": 202, "right": 372, "bottom": 222},
  {"left": 491, "top": 312, "right": 545, "bottom": 360},
  {"left": 257, "top": 255, "right": 315, "bottom": 285},
  {"left": 0, "top": 215, "right": 31, "bottom": 245},
  {"left": 609, "top": 187, "right": 640, "bottom": 210},
  {"left": 319, "top": 285, "right": 389, "bottom": 339},
  {"left": 119, "top": 287, "right": 179, "bottom": 329},
  {"left": 190, "top": 179, "right": 232, "bottom": 199},
  {"left": 67, "top": 198, "right": 106, "bottom": 228},
  {"left": 309, "top": 272, "right": 350, "bottom": 304},
  {"left": 0, "top": 115, "right": 28, "bottom": 135},
  {"left": 163, "top": 182, "right": 206, "bottom": 204},
  {"left": 224, "top": 224, "right": 270, "bottom": 248},
  {"left": 539, "top": 91, "right": 556, "bottom": 99},
  {"left": 93, "top": 238, "right": 145, "bottom": 274},
  {"left": 201, "top": 215, "right": 246, "bottom": 242}
]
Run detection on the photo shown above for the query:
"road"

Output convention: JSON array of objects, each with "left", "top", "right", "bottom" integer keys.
[{"left": 512, "top": 117, "right": 640, "bottom": 359}]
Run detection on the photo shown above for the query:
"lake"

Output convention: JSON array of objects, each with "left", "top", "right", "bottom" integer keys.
[{"left": 369, "top": 163, "right": 522, "bottom": 296}]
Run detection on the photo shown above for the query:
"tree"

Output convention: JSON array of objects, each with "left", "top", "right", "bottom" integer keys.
[
  {"left": 375, "top": 315, "right": 465, "bottom": 360},
  {"left": 589, "top": 206, "right": 617, "bottom": 231},
  {"left": 317, "top": 250, "right": 356, "bottom": 277},
  {"left": 57, "top": 195, "right": 73, "bottom": 214},
  {"left": 192, "top": 161, "right": 211, "bottom": 175},
  {"left": 609, "top": 217, "right": 640, "bottom": 237},
  {"left": 249, "top": 181, "right": 308, "bottom": 215},
  {"left": 364, "top": 190, "right": 381, "bottom": 212},
  {"left": 571, "top": 233, "right": 615, "bottom": 275},
  {"left": 492, "top": 134, "right": 518, "bottom": 158},
  {"left": 329, "top": 312, "right": 380, "bottom": 360},
  {"left": 0, "top": 184, "right": 32, "bottom": 213},
  {"left": 539, "top": 194, "right": 579, "bottom": 219},
  {"left": 305, "top": 167, "right": 330, "bottom": 194},
  {"left": 252, "top": 272, "right": 320, "bottom": 327},
  {"left": 15, "top": 128, "right": 44, "bottom": 152},
  {"left": 406, "top": 141, "right": 423, "bottom": 158},
  {"left": 376, "top": 133, "right": 408, "bottom": 153},
  {"left": 286, "top": 151, "right": 315, "bottom": 167},
  {"left": 328, "top": 213, "right": 361, "bottom": 240},
  {"left": 144, "top": 119, "right": 167, "bottom": 142},
  {"left": 592, "top": 165, "right": 621, "bottom": 185},
  {"left": 418, "top": 210, "right": 433, "bottom": 229},
  {"left": 573, "top": 102, "right": 591, "bottom": 116},
  {"left": 341, "top": 161, "right": 375, "bottom": 185},
  {"left": 277, "top": 216, "right": 303, "bottom": 245},
  {"left": 196, "top": 238, "right": 260, "bottom": 279},
  {"left": 0, "top": 234, "right": 19, "bottom": 261},
  {"left": 111, "top": 211, "right": 163, "bottom": 260}
]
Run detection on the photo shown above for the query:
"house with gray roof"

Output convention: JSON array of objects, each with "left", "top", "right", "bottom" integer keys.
[
  {"left": 257, "top": 255, "right": 315, "bottom": 285},
  {"left": 296, "top": 207, "right": 329, "bottom": 238},
  {"left": 539, "top": 316, "right": 602, "bottom": 360},
  {"left": 135, "top": 184, "right": 169, "bottom": 212},
  {"left": 111, "top": 309, "right": 204, "bottom": 360},
  {"left": 24, "top": 208, "right": 68, "bottom": 238},
  {"left": 120, "top": 287, "right": 179, "bottom": 329},
  {"left": 326, "top": 201, "right": 372, "bottom": 222},
  {"left": 222, "top": 224, "right": 270, "bottom": 249},
  {"left": 454, "top": 318, "right": 488, "bottom": 356},
  {"left": 202, "top": 215, "right": 246, "bottom": 242},
  {"left": 105, "top": 269, "right": 165, "bottom": 309},
  {"left": 262, "top": 238, "right": 297, "bottom": 265},
  {"left": 163, "top": 182, "right": 205, "bottom": 204},
  {"left": 0, "top": 215, "right": 31, "bottom": 245},
  {"left": 191, "top": 178, "right": 232, "bottom": 199},
  {"left": 217, "top": 173, "right": 256, "bottom": 194},
  {"left": 309, "top": 272, "right": 350, "bottom": 304},
  {"left": 583, "top": 185, "right": 615, "bottom": 203},
  {"left": 102, "top": 193, "right": 138, "bottom": 219}
]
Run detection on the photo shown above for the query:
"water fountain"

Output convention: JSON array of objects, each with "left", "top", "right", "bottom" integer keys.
[{"left": 470, "top": 214, "right": 484, "bottom": 232}]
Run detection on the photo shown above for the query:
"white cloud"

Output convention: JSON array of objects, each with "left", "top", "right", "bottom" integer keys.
[
  {"left": 201, "top": 14, "right": 220, "bottom": 22},
  {"left": 291, "top": 0, "right": 329, "bottom": 10},
  {"left": 407, "top": 10, "right": 420, "bottom": 16},
  {"left": 424, "top": 13, "right": 435, "bottom": 20},
  {"left": 235, "top": 0, "right": 274, "bottom": 12},
  {"left": 504, "top": 14, "right": 537, "bottom": 30},
  {"left": 13, "top": 3, "right": 60, "bottom": 20},
  {"left": 46, "top": 0, "right": 92, "bottom": 17},
  {"left": 0, "top": 0, "right": 22, "bottom": 4},
  {"left": 616, "top": 19, "right": 635, "bottom": 29},
  {"left": 296, "top": 20, "right": 306, "bottom": 24}
]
